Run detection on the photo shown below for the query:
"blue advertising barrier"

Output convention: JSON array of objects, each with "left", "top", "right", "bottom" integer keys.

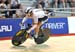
[
  {"left": 0, "top": 19, "right": 21, "bottom": 37},
  {"left": 42, "top": 18, "right": 68, "bottom": 34},
  {"left": 0, "top": 18, "right": 68, "bottom": 37}
]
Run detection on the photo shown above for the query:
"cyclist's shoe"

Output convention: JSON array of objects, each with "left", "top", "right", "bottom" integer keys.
[{"left": 34, "top": 34, "right": 38, "bottom": 38}]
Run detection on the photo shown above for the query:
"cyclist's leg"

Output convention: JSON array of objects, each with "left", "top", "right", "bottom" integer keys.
[
  {"left": 34, "top": 22, "right": 42, "bottom": 38},
  {"left": 34, "top": 16, "right": 48, "bottom": 38}
]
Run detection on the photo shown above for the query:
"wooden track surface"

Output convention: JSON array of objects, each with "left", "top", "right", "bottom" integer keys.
[{"left": 0, "top": 36, "right": 75, "bottom": 52}]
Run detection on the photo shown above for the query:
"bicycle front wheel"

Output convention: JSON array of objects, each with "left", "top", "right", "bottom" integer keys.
[{"left": 12, "top": 29, "right": 28, "bottom": 46}]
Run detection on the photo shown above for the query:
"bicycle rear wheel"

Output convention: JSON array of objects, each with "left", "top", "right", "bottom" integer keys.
[{"left": 34, "top": 28, "right": 51, "bottom": 44}]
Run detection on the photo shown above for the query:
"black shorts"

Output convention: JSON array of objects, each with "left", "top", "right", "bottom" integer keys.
[{"left": 38, "top": 16, "right": 48, "bottom": 22}]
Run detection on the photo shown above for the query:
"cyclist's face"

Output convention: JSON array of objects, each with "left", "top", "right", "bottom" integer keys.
[
  {"left": 26, "top": 12, "right": 33, "bottom": 17},
  {"left": 27, "top": 13, "right": 30, "bottom": 16}
]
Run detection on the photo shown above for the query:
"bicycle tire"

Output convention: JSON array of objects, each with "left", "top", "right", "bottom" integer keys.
[
  {"left": 12, "top": 29, "right": 28, "bottom": 46},
  {"left": 34, "top": 28, "right": 50, "bottom": 44}
]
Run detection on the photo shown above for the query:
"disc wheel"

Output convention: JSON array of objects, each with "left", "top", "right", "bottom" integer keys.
[{"left": 34, "top": 28, "right": 51, "bottom": 44}]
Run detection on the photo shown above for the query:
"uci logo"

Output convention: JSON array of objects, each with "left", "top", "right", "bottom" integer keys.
[{"left": 0, "top": 25, "right": 12, "bottom": 32}]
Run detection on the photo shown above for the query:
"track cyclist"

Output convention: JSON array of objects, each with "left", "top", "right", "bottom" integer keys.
[{"left": 20, "top": 7, "right": 49, "bottom": 38}]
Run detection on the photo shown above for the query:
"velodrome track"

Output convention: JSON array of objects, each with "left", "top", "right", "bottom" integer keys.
[{"left": 0, "top": 34, "right": 75, "bottom": 52}]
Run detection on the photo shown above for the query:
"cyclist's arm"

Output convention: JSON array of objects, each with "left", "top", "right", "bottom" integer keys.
[{"left": 21, "top": 17, "right": 27, "bottom": 24}]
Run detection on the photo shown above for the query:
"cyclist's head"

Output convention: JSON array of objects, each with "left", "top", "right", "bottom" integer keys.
[
  {"left": 24, "top": 7, "right": 33, "bottom": 17},
  {"left": 25, "top": 7, "right": 33, "bottom": 14}
]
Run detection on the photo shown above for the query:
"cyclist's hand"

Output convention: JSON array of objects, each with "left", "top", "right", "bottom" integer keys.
[
  {"left": 19, "top": 23, "right": 24, "bottom": 26},
  {"left": 26, "top": 30, "right": 31, "bottom": 34}
]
